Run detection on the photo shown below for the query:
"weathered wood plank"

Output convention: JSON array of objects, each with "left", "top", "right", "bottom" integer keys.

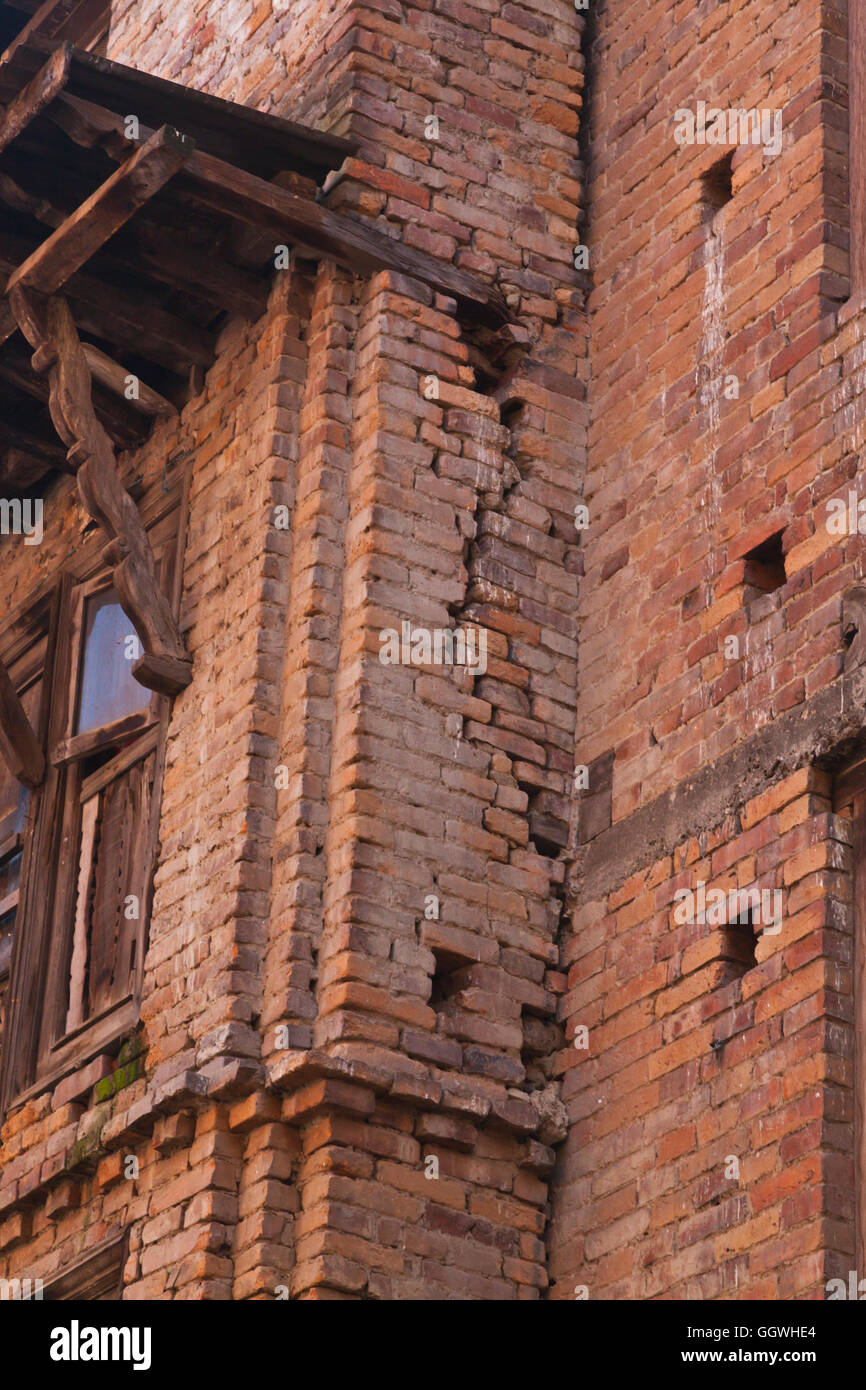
[
  {"left": 183, "top": 151, "right": 509, "bottom": 324},
  {"left": 0, "top": 656, "right": 45, "bottom": 788},
  {"left": 3, "top": 2, "right": 96, "bottom": 63},
  {"left": 65, "top": 791, "right": 98, "bottom": 1034},
  {"left": 9, "top": 288, "right": 192, "bottom": 695},
  {"left": 0, "top": 42, "right": 71, "bottom": 156},
  {"left": 81, "top": 343, "right": 176, "bottom": 418},
  {"left": 0, "top": 124, "right": 196, "bottom": 344}
]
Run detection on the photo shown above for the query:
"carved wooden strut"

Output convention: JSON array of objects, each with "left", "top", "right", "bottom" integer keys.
[{"left": 9, "top": 287, "right": 192, "bottom": 696}]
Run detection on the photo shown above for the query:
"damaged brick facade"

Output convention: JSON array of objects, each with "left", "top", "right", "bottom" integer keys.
[{"left": 0, "top": 0, "right": 864, "bottom": 1304}]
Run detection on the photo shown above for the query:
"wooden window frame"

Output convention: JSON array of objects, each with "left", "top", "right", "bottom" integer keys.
[
  {"left": 29, "top": 567, "right": 170, "bottom": 1093},
  {"left": 0, "top": 466, "right": 189, "bottom": 1112},
  {"left": 0, "top": 842, "right": 22, "bottom": 937},
  {"left": 51, "top": 572, "right": 162, "bottom": 767},
  {"left": 43, "top": 1232, "right": 126, "bottom": 1301}
]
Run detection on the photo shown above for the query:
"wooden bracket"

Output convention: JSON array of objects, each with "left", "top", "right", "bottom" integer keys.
[
  {"left": 0, "top": 657, "right": 44, "bottom": 788},
  {"left": 0, "top": 123, "right": 195, "bottom": 347},
  {"left": 9, "top": 288, "right": 192, "bottom": 696}
]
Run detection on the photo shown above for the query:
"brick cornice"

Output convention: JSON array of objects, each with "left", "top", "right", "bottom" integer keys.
[{"left": 577, "top": 663, "right": 866, "bottom": 904}]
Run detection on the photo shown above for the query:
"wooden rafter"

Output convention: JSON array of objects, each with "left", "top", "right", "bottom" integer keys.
[
  {"left": 0, "top": 655, "right": 44, "bottom": 787},
  {"left": 2, "top": 420, "right": 67, "bottom": 465},
  {"left": 0, "top": 123, "right": 195, "bottom": 344},
  {"left": 0, "top": 340, "right": 145, "bottom": 447},
  {"left": 187, "top": 151, "right": 508, "bottom": 324},
  {"left": 81, "top": 342, "right": 175, "bottom": 418},
  {"left": 9, "top": 288, "right": 192, "bottom": 695},
  {"left": 0, "top": 149, "right": 267, "bottom": 325},
  {"left": 0, "top": 222, "right": 216, "bottom": 374},
  {"left": 0, "top": 34, "right": 355, "bottom": 182},
  {"left": 0, "top": 41, "right": 70, "bottom": 155}
]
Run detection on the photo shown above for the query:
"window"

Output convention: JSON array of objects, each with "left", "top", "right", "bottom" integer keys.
[
  {"left": 0, "top": 459, "right": 186, "bottom": 1110},
  {"left": 32, "top": 576, "right": 161, "bottom": 1086},
  {"left": 75, "top": 589, "right": 151, "bottom": 736},
  {"left": 0, "top": 518, "right": 181, "bottom": 1107}
]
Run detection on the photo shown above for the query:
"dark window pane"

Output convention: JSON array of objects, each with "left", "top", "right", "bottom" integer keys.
[
  {"left": 0, "top": 851, "right": 21, "bottom": 903},
  {"left": 0, "top": 784, "right": 29, "bottom": 838},
  {"left": 75, "top": 590, "right": 150, "bottom": 735},
  {"left": 0, "top": 908, "right": 13, "bottom": 977},
  {"left": 0, "top": 681, "right": 37, "bottom": 835}
]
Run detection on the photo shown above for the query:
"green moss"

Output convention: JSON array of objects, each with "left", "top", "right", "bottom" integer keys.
[
  {"left": 117, "top": 1031, "right": 146, "bottom": 1066},
  {"left": 93, "top": 1057, "right": 145, "bottom": 1103}
]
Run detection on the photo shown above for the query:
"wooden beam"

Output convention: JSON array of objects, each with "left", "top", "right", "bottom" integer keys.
[
  {"left": 7, "top": 34, "right": 355, "bottom": 182},
  {"left": 4, "top": 3, "right": 72, "bottom": 62},
  {"left": 0, "top": 167, "right": 64, "bottom": 228},
  {"left": 0, "top": 342, "right": 146, "bottom": 447},
  {"left": 182, "top": 151, "right": 508, "bottom": 325},
  {"left": 44, "top": 93, "right": 508, "bottom": 324},
  {"left": 2, "top": 420, "right": 68, "bottom": 465},
  {"left": 0, "top": 124, "right": 195, "bottom": 343},
  {"left": 0, "top": 42, "right": 71, "bottom": 156},
  {"left": 47, "top": 88, "right": 138, "bottom": 162},
  {"left": 125, "top": 223, "right": 269, "bottom": 322},
  {"left": 0, "top": 447, "right": 59, "bottom": 488},
  {"left": 0, "top": 230, "right": 215, "bottom": 373},
  {"left": 0, "top": 657, "right": 44, "bottom": 788},
  {"left": 81, "top": 342, "right": 176, "bottom": 418},
  {"left": 46, "top": 0, "right": 111, "bottom": 50},
  {"left": 229, "top": 169, "right": 318, "bottom": 267},
  {"left": 9, "top": 289, "right": 192, "bottom": 695},
  {"left": 47, "top": 96, "right": 269, "bottom": 318}
]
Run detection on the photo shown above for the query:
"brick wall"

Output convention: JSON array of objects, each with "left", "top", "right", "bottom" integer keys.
[
  {"left": 548, "top": 0, "right": 866, "bottom": 1301},
  {"left": 551, "top": 769, "right": 855, "bottom": 1299},
  {"left": 5, "top": 0, "right": 863, "bottom": 1303}
]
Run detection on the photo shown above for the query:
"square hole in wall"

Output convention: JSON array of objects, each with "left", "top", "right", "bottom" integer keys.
[
  {"left": 719, "top": 911, "right": 758, "bottom": 976},
  {"left": 743, "top": 530, "right": 786, "bottom": 594},
  {"left": 702, "top": 151, "right": 734, "bottom": 218},
  {"left": 428, "top": 947, "right": 472, "bottom": 1010}
]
